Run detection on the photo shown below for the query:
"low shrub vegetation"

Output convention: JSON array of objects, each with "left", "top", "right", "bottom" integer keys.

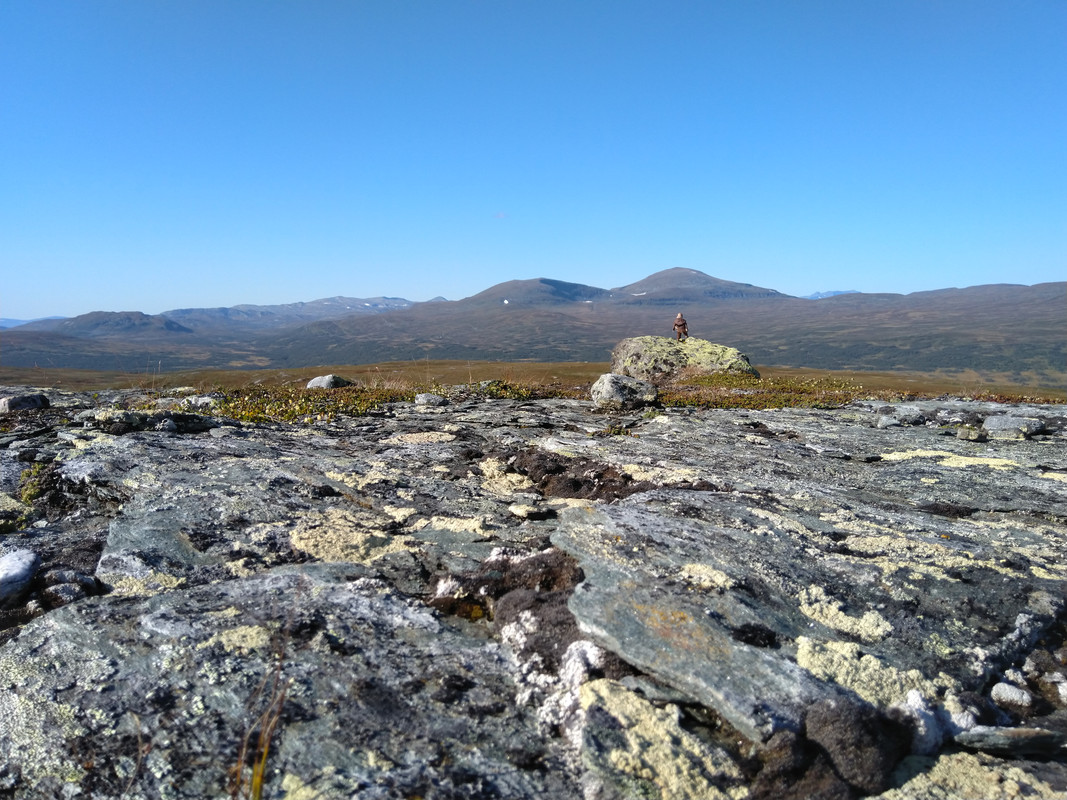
[{"left": 201, "top": 370, "right": 1063, "bottom": 426}]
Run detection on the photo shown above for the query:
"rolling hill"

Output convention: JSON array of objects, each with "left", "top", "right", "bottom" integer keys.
[{"left": 2, "top": 269, "right": 1063, "bottom": 384}]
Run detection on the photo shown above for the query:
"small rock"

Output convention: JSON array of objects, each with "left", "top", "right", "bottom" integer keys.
[
  {"left": 955, "top": 725, "right": 1067, "bottom": 757},
  {"left": 307, "top": 374, "right": 351, "bottom": 389},
  {"left": 44, "top": 569, "right": 97, "bottom": 593},
  {"left": 0, "top": 549, "right": 40, "bottom": 608},
  {"left": 415, "top": 393, "right": 447, "bottom": 407},
  {"left": 1003, "top": 668, "right": 1028, "bottom": 687},
  {"left": 0, "top": 763, "right": 21, "bottom": 791},
  {"left": 183, "top": 395, "right": 218, "bottom": 411},
  {"left": 982, "top": 415, "right": 1045, "bottom": 440},
  {"left": 990, "top": 682, "right": 1032, "bottom": 709},
  {"left": 41, "top": 582, "right": 87, "bottom": 607},
  {"left": 804, "top": 699, "right": 911, "bottom": 795},
  {"left": 590, "top": 374, "right": 658, "bottom": 411},
  {"left": 0, "top": 394, "right": 50, "bottom": 414},
  {"left": 956, "top": 426, "right": 986, "bottom": 441}
]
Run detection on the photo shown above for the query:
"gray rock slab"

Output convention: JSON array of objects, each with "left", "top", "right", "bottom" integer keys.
[
  {"left": 1, "top": 387, "right": 1065, "bottom": 798},
  {"left": 0, "top": 564, "right": 578, "bottom": 799}
]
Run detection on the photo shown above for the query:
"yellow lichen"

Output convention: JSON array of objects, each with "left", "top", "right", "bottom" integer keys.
[
  {"left": 0, "top": 493, "right": 28, "bottom": 513},
  {"left": 795, "top": 637, "right": 959, "bottom": 706},
  {"left": 325, "top": 463, "right": 401, "bottom": 491},
  {"left": 579, "top": 679, "right": 746, "bottom": 800},
  {"left": 1040, "top": 471, "right": 1067, "bottom": 484},
  {"left": 288, "top": 507, "right": 414, "bottom": 563},
  {"left": 383, "top": 505, "right": 417, "bottom": 523},
  {"left": 196, "top": 625, "right": 271, "bottom": 654},
  {"left": 622, "top": 463, "right": 703, "bottom": 483},
  {"left": 878, "top": 751, "right": 1065, "bottom": 799},
  {"left": 106, "top": 571, "right": 187, "bottom": 597},
  {"left": 880, "top": 450, "right": 1018, "bottom": 471},
  {"left": 679, "top": 563, "right": 735, "bottom": 592},
  {"left": 410, "top": 515, "right": 492, "bottom": 535},
  {"left": 798, "top": 585, "right": 893, "bottom": 642},
  {"left": 381, "top": 431, "right": 455, "bottom": 445},
  {"left": 480, "top": 457, "right": 536, "bottom": 495},
  {"left": 281, "top": 772, "right": 322, "bottom": 800}
]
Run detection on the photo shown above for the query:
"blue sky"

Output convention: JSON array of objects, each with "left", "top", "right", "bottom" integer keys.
[{"left": 2, "top": 1, "right": 1064, "bottom": 320}]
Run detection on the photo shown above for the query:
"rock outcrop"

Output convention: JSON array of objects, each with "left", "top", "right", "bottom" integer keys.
[
  {"left": 611, "top": 335, "right": 760, "bottom": 382},
  {"left": 0, "top": 385, "right": 1065, "bottom": 798}
]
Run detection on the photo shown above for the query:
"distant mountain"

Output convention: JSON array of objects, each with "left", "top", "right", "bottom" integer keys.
[
  {"left": 0, "top": 316, "right": 66, "bottom": 329},
  {"left": 804, "top": 290, "right": 859, "bottom": 300},
  {"left": 1, "top": 271, "right": 1063, "bottom": 384},
  {"left": 613, "top": 268, "right": 786, "bottom": 303},
  {"left": 16, "top": 311, "right": 193, "bottom": 337},
  {"left": 161, "top": 296, "right": 413, "bottom": 331}
]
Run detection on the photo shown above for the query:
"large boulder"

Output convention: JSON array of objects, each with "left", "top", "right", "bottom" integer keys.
[
  {"left": 590, "top": 374, "right": 658, "bottom": 410},
  {"left": 611, "top": 336, "right": 759, "bottom": 383}
]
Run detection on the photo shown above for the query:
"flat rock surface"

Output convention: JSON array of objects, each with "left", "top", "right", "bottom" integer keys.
[{"left": 0, "top": 385, "right": 1065, "bottom": 798}]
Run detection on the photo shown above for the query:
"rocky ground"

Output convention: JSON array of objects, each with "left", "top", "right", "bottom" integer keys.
[{"left": 0, "top": 383, "right": 1065, "bottom": 799}]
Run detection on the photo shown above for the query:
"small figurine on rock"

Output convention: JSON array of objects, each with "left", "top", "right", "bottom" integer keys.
[{"left": 673, "top": 313, "right": 689, "bottom": 341}]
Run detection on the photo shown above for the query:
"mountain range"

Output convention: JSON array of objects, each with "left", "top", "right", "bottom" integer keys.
[{"left": 2, "top": 269, "right": 1064, "bottom": 383}]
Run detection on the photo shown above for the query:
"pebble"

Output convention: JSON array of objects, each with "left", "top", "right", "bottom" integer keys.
[{"left": 990, "top": 681, "right": 1033, "bottom": 709}]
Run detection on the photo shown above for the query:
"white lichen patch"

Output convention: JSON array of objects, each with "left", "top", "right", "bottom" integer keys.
[
  {"left": 679, "top": 563, "right": 735, "bottom": 592},
  {"left": 798, "top": 585, "right": 893, "bottom": 642},
  {"left": 796, "top": 637, "right": 959, "bottom": 707},
  {"left": 196, "top": 624, "right": 271, "bottom": 654},
  {"left": 480, "top": 456, "right": 536, "bottom": 495},
  {"left": 880, "top": 449, "right": 1018, "bottom": 471},
  {"left": 578, "top": 679, "right": 746, "bottom": 800},
  {"left": 288, "top": 507, "right": 414, "bottom": 563},
  {"left": 381, "top": 431, "right": 455, "bottom": 445},
  {"left": 877, "top": 751, "right": 1066, "bottom": 799}
]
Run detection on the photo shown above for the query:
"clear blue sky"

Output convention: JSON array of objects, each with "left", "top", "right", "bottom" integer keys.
[{"left": 2, "top": 1, "right": 1064, "bottom": 320}]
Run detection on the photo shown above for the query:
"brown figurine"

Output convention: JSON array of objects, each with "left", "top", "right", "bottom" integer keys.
[{"left": 673, "top": 313, "right": 688, "bottom": 341}]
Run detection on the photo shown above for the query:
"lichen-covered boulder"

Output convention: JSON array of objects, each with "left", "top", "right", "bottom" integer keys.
[
  {"left": 610, "top": 336, "right": 759, "bottom": 382},
  {"left": 590, "top": 374, "right": 658, "bottom": 410}
]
